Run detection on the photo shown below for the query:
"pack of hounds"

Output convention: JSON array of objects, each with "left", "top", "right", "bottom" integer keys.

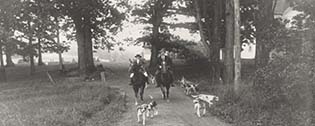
[{"left": 136, "top": 76, "right": 219, "bottom": 126}]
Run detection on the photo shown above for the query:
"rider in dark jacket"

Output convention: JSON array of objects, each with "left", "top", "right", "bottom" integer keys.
[
  {"left": 155, "top": 49, "right": 174, "bottom": 87},
  {"left": 129, "top": 54, "right": 149, "bottom": 85}
]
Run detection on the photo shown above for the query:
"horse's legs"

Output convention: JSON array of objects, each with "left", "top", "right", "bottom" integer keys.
[
  {"left": 159, "top": 85, "right": 166, "bottom": 100},
  {"left": 166, "top": 84, "right": 171, "bottom": 102},
  {"left": 133, "top": 86, "right": 139, "bottom": 105},
  {"left": 139, "top": 84, "right": 145, "bottom": 101}
]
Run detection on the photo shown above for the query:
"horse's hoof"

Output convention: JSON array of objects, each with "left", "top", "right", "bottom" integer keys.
[{"left": 135, "top": 102, "right": 138, "bottom": 105}]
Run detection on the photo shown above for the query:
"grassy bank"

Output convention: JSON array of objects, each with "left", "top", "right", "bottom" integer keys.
[{"left": 0, "top": 77, "right": 126, "bottom": 126}]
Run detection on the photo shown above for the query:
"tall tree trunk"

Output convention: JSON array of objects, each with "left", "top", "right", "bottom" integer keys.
[
  {"left": 74, "top": 18, "right": 95, "bottom": 77},
  {"left": 233, "top": 0, "right": 241, "bottom": 94},
  {"left": 149, "top": 44, "right": 159, "bottom": 71},
  {"left": 56, "top": 18, "right": 64, "bottom": 71},
  {"left": 255, "top": 0, "right": 274, "bottom": 68},
  {"left": 5, "top": 52, "right": 14, "bottom": 67},
  {"left": 28, "top": 21, "right": 35, "bottom": 75},
  {"left": 209, "top": 0, "right": 223, "bottom": 84},
  {"left": 0, "top": 43, "right": 3, "bottom": 67},
  {"left": 149, "top": 22, "right": 160, "bottom": 68},
  {"left": 29, "top": 43, "right": 35, "bottom": 75},
  {"left": 300, "top": 29, "right": 314, "bottom": 126},
  {"left": 28, "top": 39, "right": 35, "bottom": 75},
  {"left": 84, "top": 24, "right": 95, "bottom": 74},
  {"left": 0, "top": 43, "right": 6, "bottom": 82},
  {"left": 224, "top": 0, "right": 234, "bottom": 85},
  {"left": 194, "top": 0, "right": 210, "bottom": 57},
  {"left": 4, "top": 40, "right": 15, "bottom": 67},
  {"left": 37, "top": 38, "right": 44, "bottom": 66},
  {"left": 149, "top": 0, "right": 163, "bottom": 69}
]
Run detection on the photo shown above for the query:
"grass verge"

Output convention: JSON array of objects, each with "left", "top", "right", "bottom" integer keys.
[{"left": 0, "top": 78, "right": 126, "bottom": 126}]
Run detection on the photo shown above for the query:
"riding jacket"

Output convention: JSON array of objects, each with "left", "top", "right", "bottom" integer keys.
[{"left": 156, "top": 56, "right": 173, "bottom": 71}]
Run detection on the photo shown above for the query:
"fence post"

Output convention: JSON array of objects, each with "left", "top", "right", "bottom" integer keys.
[
  {"left": 0, "top": 67, "right": 6, "bottom": 82},
  {"left": 46, "top": 71, "right": 56, "bottom": 85},
  {"left": 100, "top": 72, "right": 106, "bottom": 85}
]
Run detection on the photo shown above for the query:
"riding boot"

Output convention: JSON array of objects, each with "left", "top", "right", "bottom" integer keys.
[
  {"left": 129, "top": 78, "right": 133, "bottom": 85},
  {"left": 170, "top": 71, "right": 175, "bottom": 87},
  {"left": 155, "top": 71, "right": 160, "bottom": 87},
  {"left": 142, "top": 71, "right": 149, "bottom": 84},
  {"left": 129, "top": 76, "right": 135, "bottom": 85},
  {"left": 129, "top": 73, "right": 134, "bottom": 85},
  {"left": 145, "top": 77, "right": 149, "bottom": 84}
]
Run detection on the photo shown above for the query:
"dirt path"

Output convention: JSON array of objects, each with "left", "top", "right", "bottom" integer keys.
[{"left": 108, "top": 63, "right": 231, "bottom": 126}]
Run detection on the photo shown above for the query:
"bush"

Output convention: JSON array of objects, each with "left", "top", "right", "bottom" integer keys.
[{"left": 209, "top": 21, "right": 315, "bottom": 126}]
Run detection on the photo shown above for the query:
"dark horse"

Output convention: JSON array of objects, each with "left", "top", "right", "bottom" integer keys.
[
  {"left": 155, "top": 60, "right": 173, "bottom": 102},
  {"left": 129, "top": 60, "right": 147, "bottom": 105}
]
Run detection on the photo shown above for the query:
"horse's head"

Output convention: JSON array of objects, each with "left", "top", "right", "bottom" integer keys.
[
  {"left": 160, "top": 56, "right": 169, "bottom": 73},
  {"left": 161, "top": 60, "right": 168, "bottom": 73}
]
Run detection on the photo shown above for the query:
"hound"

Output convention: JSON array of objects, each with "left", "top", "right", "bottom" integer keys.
[
  {"left": 191, "top": 94, "right": 219, "bottom": 107},
  {"left": 191, "top": 94, "right": 219, "bottom": 117},
  {"left": 193, "top": 98, "right": 207, "bottom": 117},
  {"left": 179, "top": 77, "right": 199, "bottom": 95},
  {"left": 136, "top": 96, "right": 158, "bottom": 125}
]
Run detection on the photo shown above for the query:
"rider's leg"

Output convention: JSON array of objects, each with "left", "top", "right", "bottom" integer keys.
[
  {"left": 170, "top": 70, "right": 174, "bottom": 81},
  {"left": 169, "top": 70, "right": 175, "bottom": 87},
  {"left": 129, "top": 73, "right": 134, "bottom": 85},
  {"left": 155, "top": 70, "right": 160, "bottom": 87},
  {"left": 142, "top": 70, "right": 149, "bottom": 84}
]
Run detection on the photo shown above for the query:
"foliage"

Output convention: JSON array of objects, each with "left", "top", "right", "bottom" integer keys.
[
  {"left": 210, "top": 2, "right": 315, "bottom": 125},
  {"left": 54, "top": 0, "right": 127, "bottom": 51}
]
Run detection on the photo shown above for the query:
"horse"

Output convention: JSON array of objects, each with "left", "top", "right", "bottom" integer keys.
[
  {"left": 155, "top": 60, "right": 173, "bottom": 102},
  {"left": 129, "top": 59, "right": 147, "bottom": 105}
]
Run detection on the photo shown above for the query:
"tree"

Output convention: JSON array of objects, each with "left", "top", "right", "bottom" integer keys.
[
  {"left": 0, "top": 26, "right": 5, "bottom": 82},
  {"left": 193, "top": 0, "right": 210, "bottom": 57},
  {"left": 0, "top": 0, "right": 21, "bottom": 67},
  {"left": 224, "top": 0, "right": 234, "bottom": 85},
  {"left": 292, "top": 0, "right": 315, "bottom": 124},
  {"left": 234, "top": 0, "right": 241, "bottom": 94},
  {"left": 54, "top": 0, "right": 126, "bottom": 76},
  {"left": 0, "top": 40, "right": 3, "bottom": 67},
  {"left": 29, "top": 0, "right": 64, "bottom": 66},
  {"left": 16, "top": 0, "right": 38, "bottom": 75},
  {"left": 254, "top": 0, "right": 276, "bottom": 68},
  {"left": 132, "top": 0, "right": 174, "bottom": 69},
  {"left": 37, "top": 1, "right": 70, "bottom": 70},
  {"left": 207, "top": 0, "right": 225, "bottom": 84},
  {"left": 4, "top": 38, "right": 20, "bottom": 67},
  {"left": 55, "top": 17, "right": 64, "bottom": 70}
]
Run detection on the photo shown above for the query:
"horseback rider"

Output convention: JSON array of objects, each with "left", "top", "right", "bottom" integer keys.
[
  {"left": 155, "top": 48, "right": 174, "bottom": 87},
  {"left": 129, "top": 54, "right": 149, "bottom": 85}
]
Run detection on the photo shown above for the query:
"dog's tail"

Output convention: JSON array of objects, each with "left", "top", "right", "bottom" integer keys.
[
  {"left": 191, "top": 95, "right": 199, "bottom": 98},
  {"left": 149, "top": 95, "right": 154, "bottom": 99}
]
